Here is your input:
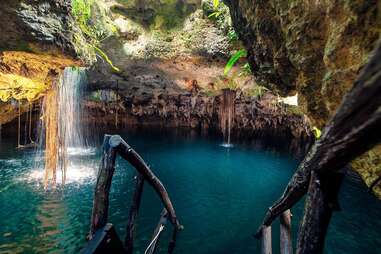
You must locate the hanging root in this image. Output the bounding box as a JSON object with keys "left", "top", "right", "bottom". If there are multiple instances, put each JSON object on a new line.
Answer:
{"left": 43, "top": 86, "right": 59, "bottom": 188}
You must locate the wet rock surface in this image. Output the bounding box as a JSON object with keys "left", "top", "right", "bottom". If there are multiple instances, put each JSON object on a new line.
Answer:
{"left": 0, "top": 0, "right": 79, "bottom": 54}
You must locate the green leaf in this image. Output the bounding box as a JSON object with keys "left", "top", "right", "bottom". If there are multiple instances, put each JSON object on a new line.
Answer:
{"left": 224, "top": 49, "right": 247, "bottom": 76}
{"left": 208, "top": 11, "right": 221, "bottom": 18}
{"left": 312, "top": 126, "right": 322, "bottom": 139}
{"left": 213, "top": 0, "right": 220, "bottom": 8}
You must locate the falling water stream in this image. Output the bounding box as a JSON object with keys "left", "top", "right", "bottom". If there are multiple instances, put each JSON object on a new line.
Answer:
{"left": 41, "top": 67, "right": 87, "bottom": 186}
{"left": 220, "top": 89, "right": 236, "bottom": 148}
{"left": 59, "top": 67, "right": 87, "bottom": 149}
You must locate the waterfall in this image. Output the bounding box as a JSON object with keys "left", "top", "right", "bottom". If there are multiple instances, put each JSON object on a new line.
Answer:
{"left": 59, "top": 67, "right": 86, "bottom": 148}
{"left": 219, "top": 89, "right": 236, "bottom": 147}
{"left": 42, "top": 67, "right": 87, "bottom": 187}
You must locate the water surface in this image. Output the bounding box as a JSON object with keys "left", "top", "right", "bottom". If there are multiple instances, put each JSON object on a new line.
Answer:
{"left": 0, "top": 128, "right": 380, "bottom": 253}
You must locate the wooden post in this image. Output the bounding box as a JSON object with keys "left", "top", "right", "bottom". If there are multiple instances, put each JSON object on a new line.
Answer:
{"left": 82, "top": 223, "right": 125, "bottom": 254}
{"left": 108, "top": 135, "right": 181, "bottom": 229}
{"left": 89, "top": 134, "right": 181, "bottom": 239}
{"left": 89, "top": 135, "right": 118, "bottom": 237}
{"left": 280, "top": 210, "right": 292, "bottom": 254}
{"left": 168, "top": 227, "right": 178, "bottom": 254}
{"left": 261, "top": 225, "right": 272, "bottom": 254}
{"left": 125, "top": 174, "right": 145, "bottom": 253}
{"left": 296, "top": 170, "right": 345, "bottom": 254}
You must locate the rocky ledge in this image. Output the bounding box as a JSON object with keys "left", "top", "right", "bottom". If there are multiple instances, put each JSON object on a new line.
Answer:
{"left": 83, "top": 79, "right": 313, "bottom": 155}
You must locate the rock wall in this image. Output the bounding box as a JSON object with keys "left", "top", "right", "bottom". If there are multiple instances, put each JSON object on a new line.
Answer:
{"left": 0, "top": 0, "right": 80, "bottom": 54}
{"left": 224, "top": 0, "right": 381, "bottom": 197}
{"left": 0, "top": 0, "right": 88, "bottom": 125}
{"left": 225, "top": 0, "right": 381, "bottom": 127}
{"left": 83, "top": 83, "right": 313, "bottom": 154}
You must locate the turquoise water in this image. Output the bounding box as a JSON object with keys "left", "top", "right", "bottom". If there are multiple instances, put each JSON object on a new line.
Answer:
{"left": 0, "top": 128, "right": 380, "bottom": 253}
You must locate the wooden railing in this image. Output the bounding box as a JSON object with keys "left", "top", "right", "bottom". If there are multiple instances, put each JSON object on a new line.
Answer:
{"left": 259, "top": 210, "right": 292, "bottom": 254}
{"left": 82, "top": 135, "right": 182, "bottom": 254}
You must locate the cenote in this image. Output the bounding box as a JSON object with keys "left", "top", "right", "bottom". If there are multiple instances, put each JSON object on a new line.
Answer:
{"left": 1, "top": 0, "right": 381, "bottom": 253}
{"left": 0, "top": 128, "right": 380, "bottom": 254}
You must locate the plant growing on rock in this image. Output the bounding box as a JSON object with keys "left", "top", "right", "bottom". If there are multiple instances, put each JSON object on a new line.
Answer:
{"left": 224, "top": 49, "right": 247, "bottom": 76}
{"left": 202, "top": 0, "right": 232, "bottom": 32}
{"left": 72, "top": 0, "right": 120, "bottom": 72}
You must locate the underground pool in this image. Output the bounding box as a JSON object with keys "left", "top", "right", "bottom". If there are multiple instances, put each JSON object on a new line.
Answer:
{"left": 0, "top": 128, "right": 380, "bottom": 254}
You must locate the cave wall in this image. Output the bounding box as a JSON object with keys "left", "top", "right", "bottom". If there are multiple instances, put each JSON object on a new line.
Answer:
{"left": 0, "top": 0, "right": 79, "bottom": 54}
{"left": 83, "top": 87, "right": 312, "bottom": 154}
{"left": 225, "top": 0, "right": 381, "bottom": 127}
{"left": 224, "top": 0, "right": 381, "bottom": 197}
{"left": 0, "top": 0, "right": 88, "bottom": 125}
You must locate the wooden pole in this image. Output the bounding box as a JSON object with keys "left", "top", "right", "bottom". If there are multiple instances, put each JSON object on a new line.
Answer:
{"left": 261, "top": 225, "right": 272, "bottom": 254}
{"left": 125, "top": 174, "right": 145, "bottom": 253}
{"left": 89, "top": 134, "right": 182, "bottom": 239}
{"left": 108, "top": 135, "right": 181, "bottom": 229}
{"left": 168, "top": 227, "right": 178, "bottom": 254}
{"left": 280, "top": 210, "right": 292, "bottom": 254}
{"left": 295, "top": 170, "right": 345, "bottom": 254}
{"left": 89, "top": 135, "right": 118, "bottom": 237}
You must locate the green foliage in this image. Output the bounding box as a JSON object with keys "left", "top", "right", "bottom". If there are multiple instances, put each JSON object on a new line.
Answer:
{"left": 239, "top": 62, "right": 252, "bottom": 76}
{"left": 244, "top": 85, "right": 268, "bottom": 98}
{"left": 213, "top": 0, "right": 220, "bottom": 8}
{"left": 93, "top": 46, "right": 120, "bottom": 72}
{"left": 204, "top": 0, "right": 226, "bottom": 25}
{"left": 224, "top": 49, "right": 247, "bottom": 76}
{"left": 285, "top": 105, "right": 304, "bottom": 116}
{"left": 207, "top": 0, "right": 221, "bottom": 18}
{"left": 89, "top": 90, "right": 102, "bottom": 102}
{"left": 72, "top": 0, "right": 120, "bottom": 71}
{"left": 227, "top": 29, "right": 239, "bottom": 42}
{"left": 312, "top": 126, "right": 322, "bottom": 139}
{"left": 72, "top": 0, "right": 94, "bottom": 38}
{"left": 208, "top": 11, "right": 223, "bottom": 19}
